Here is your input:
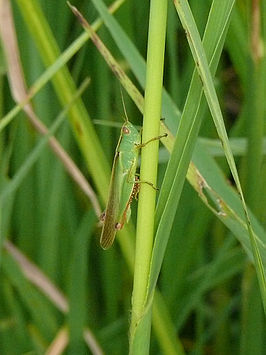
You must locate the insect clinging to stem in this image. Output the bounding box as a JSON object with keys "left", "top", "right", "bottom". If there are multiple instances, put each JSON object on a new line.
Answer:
{"left": 99, "top": 94, "right": 167, "bottom": 250}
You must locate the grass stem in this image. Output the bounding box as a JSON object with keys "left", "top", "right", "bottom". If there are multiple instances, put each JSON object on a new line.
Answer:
{"left": 129, "top": 0, "right": 168, "bottom": 352}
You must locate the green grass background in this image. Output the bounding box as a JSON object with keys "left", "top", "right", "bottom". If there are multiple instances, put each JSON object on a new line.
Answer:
{"left": 0, "top": 0, "right": 266, "bottom": 354}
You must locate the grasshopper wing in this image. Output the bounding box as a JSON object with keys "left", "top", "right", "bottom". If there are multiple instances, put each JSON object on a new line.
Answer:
{"left": 100, "top": 152, "right": 122, "bottom": 249}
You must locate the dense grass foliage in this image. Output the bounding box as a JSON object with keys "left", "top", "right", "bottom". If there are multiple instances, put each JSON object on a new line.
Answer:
{"left": 0, "top": 0, "right": 265, "bottom": 354}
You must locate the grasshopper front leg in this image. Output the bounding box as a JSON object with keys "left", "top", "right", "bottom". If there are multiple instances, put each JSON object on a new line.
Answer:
{"left": 136, "top": 133, "right": 168, "bottom": 149}
{"left": 134, "top": 133, "right": 167, "bottom": 189}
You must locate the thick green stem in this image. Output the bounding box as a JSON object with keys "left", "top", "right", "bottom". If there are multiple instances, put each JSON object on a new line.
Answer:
{"left": 129, "top": 0, "right": 168, "bottom": 352}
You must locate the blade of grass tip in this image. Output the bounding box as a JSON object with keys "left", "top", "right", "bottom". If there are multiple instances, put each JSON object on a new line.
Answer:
{"left": 173, "top": 0, "right": 266, "bottom": 313}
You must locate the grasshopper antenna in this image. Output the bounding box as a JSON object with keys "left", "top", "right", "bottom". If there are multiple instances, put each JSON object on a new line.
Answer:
{"left": 120, "top": 87, "right": 129, "bottom": 123}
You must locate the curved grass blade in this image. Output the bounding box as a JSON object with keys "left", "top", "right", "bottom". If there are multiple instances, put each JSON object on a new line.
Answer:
{"left": 173, "top": 0, "right": 266, "bottom": 313}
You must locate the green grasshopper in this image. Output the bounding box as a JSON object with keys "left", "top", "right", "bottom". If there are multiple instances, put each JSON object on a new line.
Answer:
{"left": 100, "top": 114, "right": 166, "bottom": 250}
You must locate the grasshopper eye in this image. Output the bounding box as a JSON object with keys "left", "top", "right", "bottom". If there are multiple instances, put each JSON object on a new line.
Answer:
{"left": 123, "top": 126, "right": 130, "bottom": 134}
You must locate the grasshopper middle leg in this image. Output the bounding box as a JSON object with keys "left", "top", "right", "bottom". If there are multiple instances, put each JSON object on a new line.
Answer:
{"left": 134, "top": 175, "right": 159, "bottom": 191}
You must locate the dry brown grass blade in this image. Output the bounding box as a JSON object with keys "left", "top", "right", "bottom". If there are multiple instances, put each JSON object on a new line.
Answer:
{"left": 4, "top": 241, "right": 104, "bottom": 354}
{"left": 45, "top": 328, "right": 69, "bottom": 355}
{"left": 0, "top": 0, "right": 101, "bottom": 217}
{"left": 4, "top": 240, "right": 69, "bottom": 312}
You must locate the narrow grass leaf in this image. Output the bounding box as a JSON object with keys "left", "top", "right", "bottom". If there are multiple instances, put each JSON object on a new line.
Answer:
{"left": 147, "top": 0, "right": 236, "bottom": 300}
{"left": 173, "top": 0, "right": 266, "bottom": 313}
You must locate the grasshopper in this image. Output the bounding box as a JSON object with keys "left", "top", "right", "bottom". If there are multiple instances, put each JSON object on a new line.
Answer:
{"left": 100, "top": 112, "right": 166, "bottom": 250}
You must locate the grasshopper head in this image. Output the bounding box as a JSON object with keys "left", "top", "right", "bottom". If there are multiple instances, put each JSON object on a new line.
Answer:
{"left": 121, "top": 121, "right": 140, "bottom": 144}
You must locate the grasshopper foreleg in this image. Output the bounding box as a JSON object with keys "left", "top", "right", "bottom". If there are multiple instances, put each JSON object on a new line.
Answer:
{"left": 136, "top": 133, "right": 168, "bottom": 149}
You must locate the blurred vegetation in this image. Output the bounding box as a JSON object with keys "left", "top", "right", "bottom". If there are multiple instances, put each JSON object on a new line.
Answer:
{"left": 0, "top": 0, "right": 265, "bottom": 354}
